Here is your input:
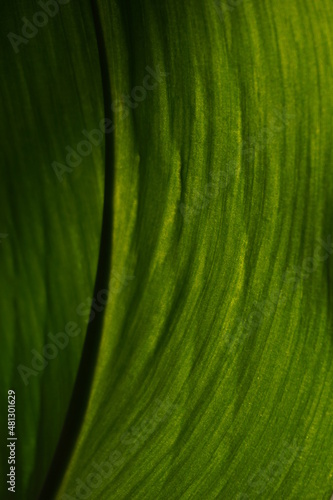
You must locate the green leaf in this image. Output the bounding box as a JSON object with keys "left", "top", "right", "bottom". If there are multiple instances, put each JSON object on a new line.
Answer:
{"left": 0, "top": 1, "right": 105, "bottom": 497}
{"left": 1, "top": 0, "right": 333, "bottom": 499}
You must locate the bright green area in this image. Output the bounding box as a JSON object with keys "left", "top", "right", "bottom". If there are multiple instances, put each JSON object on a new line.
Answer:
{"left": 1, "top": 0, "right": 333, "bottom": 499}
